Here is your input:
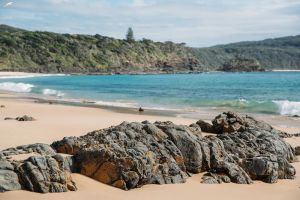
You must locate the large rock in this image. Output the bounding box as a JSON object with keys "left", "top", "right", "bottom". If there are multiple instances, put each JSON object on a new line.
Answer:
{"left": 57, "top": 121, "right": 189, "bottom": 190}
{"left": 0, "top": 144, "right": 77, "bottom": 193}
{"left": 0, "top": 111, "right": 296, "bottom": 193}
{"left": 0, "top": 159, "right": 21, "bottom": 192}
{"left": 210, "top": 112, "right": 296, "bottom": 183}
{"left": 15, "top": 155, "right": 77, "bottom": 193}
{"left": 52, "top": 113, "right": 295, "bottom": 189}
{"left": 212, "top": 111, "right": 291, "bottom": 137}
{"left": 241, "top": 155, "right": 295, "bottom": 183}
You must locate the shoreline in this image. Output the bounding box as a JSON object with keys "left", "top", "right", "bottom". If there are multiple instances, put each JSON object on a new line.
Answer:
{"left": 2, "top": 92, "right": 300, "bottom": 129}
{"left": 271, "top": 69, "right": 300, "bottom": 72}
{"left": 1, "top": 71, "right": 300, "bottom": 128}
{"left": 1, "top": 70, "right": 300, "bottom": 78}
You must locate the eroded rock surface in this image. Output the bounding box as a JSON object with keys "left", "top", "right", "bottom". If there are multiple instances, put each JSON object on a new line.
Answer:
{"left": 0, "top": 159, "right": 21, "bottom": 192}
{"left": 16, "top": 155, "right": 76, "bottom": 193}
{"left": 295, "top": 146, "right": 300, "bottom": 156}
{"left": 0, "top": 144, "right": 77, "bottom": 193}
{"left": 51, "top": 112, "right": 295, "bottom": 189}
{"left": 0, "top": 112, "right": 297, "bottom": 193}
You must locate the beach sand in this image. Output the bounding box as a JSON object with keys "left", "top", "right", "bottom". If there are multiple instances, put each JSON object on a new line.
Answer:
{"left": 0, "top": 93, "right": 299, "bottom": 200}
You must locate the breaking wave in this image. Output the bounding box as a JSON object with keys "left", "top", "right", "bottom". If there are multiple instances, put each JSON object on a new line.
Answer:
{"left": 0, "top": 74, "right": 69, "bottom": 79}
{"left": 42, "top": 89, "right": 65, "bottom": 97}
{"left": 95, "top": 100, "right": 139, "bottom": 108}
{"left": 0, "top": 82, "right": 34, "bottom": 93}
{"left": 273, "top": 100, "right": 300, "bottom": 116}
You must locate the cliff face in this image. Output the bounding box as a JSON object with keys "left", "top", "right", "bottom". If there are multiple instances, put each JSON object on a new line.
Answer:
{"left": 0, "top": 25, "right": 300, "bottom": 73}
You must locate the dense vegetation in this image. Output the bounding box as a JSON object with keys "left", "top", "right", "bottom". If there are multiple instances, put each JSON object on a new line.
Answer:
{"left": 218, "top": 58, "right": 264, "bottom": 72}
{"left": 193, "top": 35, "right": 300, "bottom": 71}
{"left": 0, "top": 24, "right": 299, "bottom": 73}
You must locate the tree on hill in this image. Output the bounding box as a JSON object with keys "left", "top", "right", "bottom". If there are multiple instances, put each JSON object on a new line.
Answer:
{"left": 126, "top": 27, "right": 135, "bottom": 42}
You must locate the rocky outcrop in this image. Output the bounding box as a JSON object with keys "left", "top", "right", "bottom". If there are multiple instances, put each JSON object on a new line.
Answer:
{"left": 195, "top": 120, "right": 216, "bottom": 133}
{"left": 1, "top": 143, "right": 56, "bottom": 157}
{"left": 201, "top": 112, "right": 295, "bottom": 183}
{"left": 0, "top": 144, "right": 77, "bottom": 193}
{"left": 0, "top": 112, "right": 297, "bottom": 193}
{"left": 295, "top": 146, "right": 300, "bottom": 156}
{"left": 0, "top": 159, "right": 21, "bottom": 192}
{"left": 16, "top": 155, "right": 76, "bottom": 193}
{"left": 51, "top": 112, "right": 296, "bottom": 189}
{"left": 4, "top": 115, "right": 35, "bottom": 122}
{"left": 218, "top": 58, "right": 265, "bottom": 72}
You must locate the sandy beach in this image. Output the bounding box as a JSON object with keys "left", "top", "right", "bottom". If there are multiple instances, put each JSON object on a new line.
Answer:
{"left": 1, "top": 0, "right": 300, "bottom": 197}
{"left": 0, "top": 92, "right": 299, "bottom": 200}
{"left": 271, "top": 70, "right": 300, "bottom": 72}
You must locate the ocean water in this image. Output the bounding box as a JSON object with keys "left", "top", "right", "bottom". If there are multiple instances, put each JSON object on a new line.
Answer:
{"left": 0, "top": 72, "right": 300, "bottom": 116}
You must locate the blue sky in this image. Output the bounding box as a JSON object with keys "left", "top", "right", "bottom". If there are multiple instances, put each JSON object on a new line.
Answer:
{"left": 0, "top": 0, "right": 299, "bottom": 47}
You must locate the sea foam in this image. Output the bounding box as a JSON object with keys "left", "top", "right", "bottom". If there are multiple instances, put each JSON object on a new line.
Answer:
{"left": 273, "top": 100, "right": 300, "bottom": 116}
{"left": 0, "top": 74, "right": 68, "bottom": 79}
{"left": 0, "top": 82, "right": 34, "bottom": 93}
{"left": 95, "top": 100, "right": 138, "bottom": 108}
{"left": 42, "top": 89, "right": 64, "bottom": 97}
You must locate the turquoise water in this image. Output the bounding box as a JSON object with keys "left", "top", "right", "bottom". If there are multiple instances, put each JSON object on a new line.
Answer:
{"left": 0, "top": 72, "right": 300, "bottom": 116}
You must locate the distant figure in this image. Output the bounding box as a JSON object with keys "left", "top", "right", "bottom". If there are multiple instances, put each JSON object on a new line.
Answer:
{"left": 139, "top": 107, "right": 144, "bottom": 112}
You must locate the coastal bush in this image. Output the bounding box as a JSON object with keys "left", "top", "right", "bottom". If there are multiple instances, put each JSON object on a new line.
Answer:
{"left": 0, "top": 25, "right": 300, "bottom": 73}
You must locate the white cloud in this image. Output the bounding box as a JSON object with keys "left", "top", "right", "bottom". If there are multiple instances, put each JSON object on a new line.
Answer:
{"left": 48, "top": 0, "right": 71, "bottom": 4}
{"left": 0, "top": 0, "right": 299, "bottom": 47}
{"left": 3, "top": 1, "right": 13, "bottom": 7}
{"left": 132, "top": 0, "right": 146, "bottom": 7}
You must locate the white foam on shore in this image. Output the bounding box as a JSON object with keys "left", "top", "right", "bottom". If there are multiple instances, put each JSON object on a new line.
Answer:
{"left": 0, "top": 74, "right": 69, "bottom": 79}
{"left": 0, "top": 82, "right": 34, "bottom": 93}
{"left": 273, "top": 100, "right": 300, "bottom": 116}
{"left": 42, "top": 89, "right": 65, "bottom": 97}
{"left": 95, "top": 100, "right": 139, "bottom": 108}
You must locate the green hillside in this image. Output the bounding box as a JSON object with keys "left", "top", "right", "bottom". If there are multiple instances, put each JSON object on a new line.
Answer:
{"left": 0, "top": 24, "right": 299, "bottom": 73}
{"left": 193, "top": 35, "right": 300, "bottom": 70}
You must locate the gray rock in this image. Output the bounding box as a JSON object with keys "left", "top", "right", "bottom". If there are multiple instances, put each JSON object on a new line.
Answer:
{"left": 69, "top": 121, "right": 188, "bottom": 190}
{"left": 0, "top": 169, "right": 21, "bottom": 192}
{"left": 212, "top": 112, "right": 296, "bottom": 183}
{"left": 53, "top": 113, "right": 292, "bottom": 189}
{"left": 51, "top": 137, "right": 82, "bottom": 155}
{"left": 1, "top": 143, "right": 56, "bottom": 156}
{"left": 196, "top": 120, "right": 216, "bottom": 133}
{"left": 155, "top": 122, "right": 203, "bottom": 173}
{"left": 295, "top": 146, "right": 300, "bottom": 156}
{"left": 0, "top": 111, "right": 296, "bottom": 193}
{"left": 0, "top": 159, "right": 14, "bottom": 170}
{"left": 293, "top": 133, "right": 300, "bottom": 137}
{"left": 16, "top": 115, "right": 35, "bottom": 121}
{"left": 0, "top": 158, "right": 22, "bottom": 192}
{"left": 201, "top": 172, "right": 231, "bottom": 184}
{"left": 242, "top": 156, "right": 280, "bottom": 183}
{"left": 212, "top": 111, "right": 291, "bottom": 137}
{"left": 4, "top": 115, "right": 35, "bottom": 121}
{"left": 15, "top": 155, "right": 77, "bottom": 193}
